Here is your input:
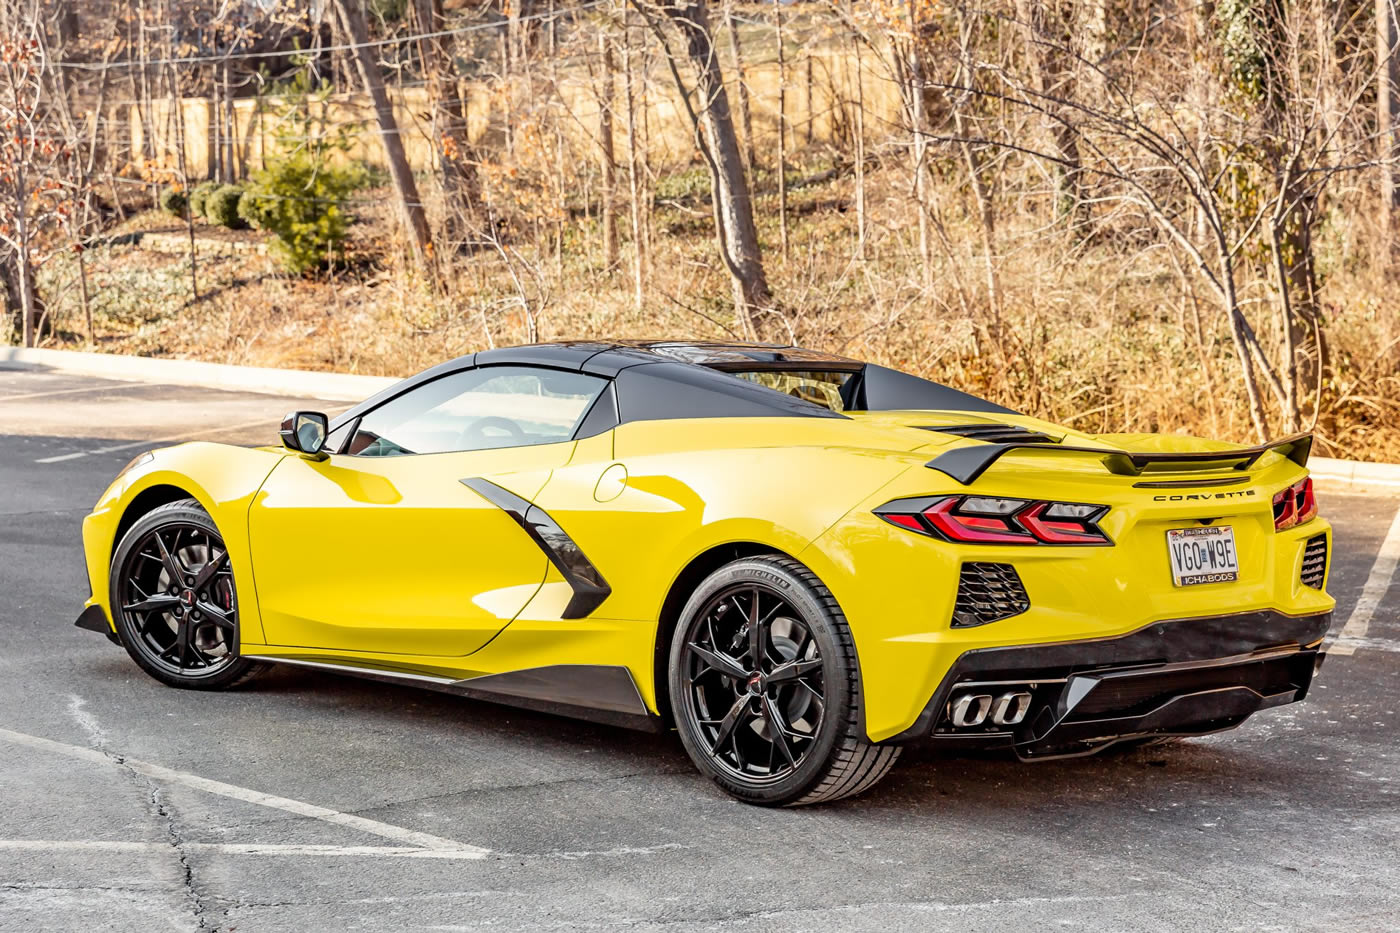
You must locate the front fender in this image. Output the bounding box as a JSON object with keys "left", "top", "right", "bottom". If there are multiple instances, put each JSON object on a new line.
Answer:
{"left": 81, "top": 443, "right": 288, "bottom": 645}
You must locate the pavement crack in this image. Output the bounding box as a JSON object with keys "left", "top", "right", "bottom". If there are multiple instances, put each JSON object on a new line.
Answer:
{"left": 150, "top": 783, "right": 211, "bottom": 931}
{"left": 65, "top": 694, "right": 215, "bottom": 932}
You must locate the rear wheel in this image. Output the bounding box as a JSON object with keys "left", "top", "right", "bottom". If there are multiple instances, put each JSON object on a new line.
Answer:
{"left": 110, "top": 499, "right": 266, "bottom": 690}
{"left": 668, "top": 555, "right": 899, "bottom": 806}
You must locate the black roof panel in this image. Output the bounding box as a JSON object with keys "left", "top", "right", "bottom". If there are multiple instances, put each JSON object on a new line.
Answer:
{"left": 329, "top": 340, "right": 1012, "bottom": 433}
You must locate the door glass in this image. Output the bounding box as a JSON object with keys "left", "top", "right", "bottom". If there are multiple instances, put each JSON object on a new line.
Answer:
{"left": 346, "top": 366, "right": 607, "bottom": 457}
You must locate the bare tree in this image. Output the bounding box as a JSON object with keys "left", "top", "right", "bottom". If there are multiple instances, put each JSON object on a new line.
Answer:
{"left": 597, "top": 31, "right": 620, "bottom": 271}
{"left": 632, "top": 0, "right": 772, "bottom": 338}
{"left": 931, "top": 0, "right": 1381, "bottom": 438}
{"left": 1378, "top": 0, "right": 1400, "bottom": 256}
{"left": 722, "top": 0, "right": 754, "bottom": 173}
{"left": 413, "top": 0, "right": 480, "bottom": 251}
{"left": 333, "top": 0, "right": 432, "bottom": 268}
{"left": 0, "top": 25, "right": 76, "bottom": 345}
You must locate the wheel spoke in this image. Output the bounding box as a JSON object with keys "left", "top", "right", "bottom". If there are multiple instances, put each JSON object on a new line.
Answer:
{"left": 768, "top": 658, "right": 822, "bottom": 685}
{"left": 747, "top": 588, "right": 765, "bottom": 667}
{"left": 709, "top": 696, "right": 750, "bottom": 754}
{"left": 153, "top": 531, "right": 186, "bottom": 584}
{"left": 762, "top": 694, "right": 797, "bottom": 768}
{"left": 173, "top": 619, "right": 192, "bottom": 668}
{"left": 123, "top": 594, "right": 180, "bottom": 613}
{"left": 191, "top": 549, "right": 229, "bottom": 592}
{"left": 689, "top": 643, "right": 748, "bottom": 681}
{"left": 194, "top": 600, "right": 235, "bottom": 633}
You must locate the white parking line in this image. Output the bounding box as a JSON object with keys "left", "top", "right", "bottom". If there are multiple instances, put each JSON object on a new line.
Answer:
{"left": 0, "top": 727, "right": 489, "bottom": 858}
{"left": 1330, "top": 503, "right": 1400, "bottom": 656}
{"left": 0, "top": 383, "right": 174, "bottom": 403}
{"left": 0, "top": 840, "right": 486, "bottom": 859}
{"left": 32, "top": 416, "right": 282, "bottom": 464}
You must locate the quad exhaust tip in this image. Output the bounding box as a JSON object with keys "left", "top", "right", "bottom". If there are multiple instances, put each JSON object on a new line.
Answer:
{"left": 950, "top": 690, "right": 1033, "bottom": 727}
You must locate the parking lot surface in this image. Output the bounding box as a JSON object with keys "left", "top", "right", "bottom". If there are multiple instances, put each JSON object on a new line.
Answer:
{"left": 1, "top": 368, "right": 1397, "bottom": 932}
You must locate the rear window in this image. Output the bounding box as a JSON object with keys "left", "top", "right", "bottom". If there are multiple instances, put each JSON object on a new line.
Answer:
{"left": 730, "top": 370, "right": 857, "bottom": 412}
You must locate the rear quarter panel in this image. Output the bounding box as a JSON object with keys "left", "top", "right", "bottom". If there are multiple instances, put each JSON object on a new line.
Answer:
{"left": 511, "top": 419, "right": 925, "bottom": 713}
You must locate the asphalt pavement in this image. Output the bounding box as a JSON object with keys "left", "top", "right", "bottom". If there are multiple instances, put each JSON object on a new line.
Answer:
{"left": 1, "top": 368, "right": 1398, "bottom": 932}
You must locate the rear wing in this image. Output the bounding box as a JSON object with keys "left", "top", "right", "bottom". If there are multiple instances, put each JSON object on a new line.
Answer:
{"left": 925, "top": 433, "right": 1313, "bottom": 485}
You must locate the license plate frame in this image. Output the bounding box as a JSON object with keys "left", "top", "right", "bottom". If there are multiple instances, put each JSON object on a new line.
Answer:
{"left": 1166, "top": 525, "right": 1239, "bottom": 586}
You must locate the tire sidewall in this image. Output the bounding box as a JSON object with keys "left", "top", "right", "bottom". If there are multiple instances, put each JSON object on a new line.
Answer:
{"left": 109, "top": 500, "right": 255, "bottom": 690}
{"left": 668, "top": 557, "right": 854, "bottom": 805}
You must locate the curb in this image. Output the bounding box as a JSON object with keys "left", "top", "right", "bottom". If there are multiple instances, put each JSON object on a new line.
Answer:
{"left": 1309, "top": 456, "right": 1400, "bottom": 494}
{"left": 0, "top": 347, "right": 398, "bottom": 403}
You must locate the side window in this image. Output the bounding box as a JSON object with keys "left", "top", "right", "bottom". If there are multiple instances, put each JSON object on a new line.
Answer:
{"left": 345, "top": 366, "right": 608, "bottom": 457}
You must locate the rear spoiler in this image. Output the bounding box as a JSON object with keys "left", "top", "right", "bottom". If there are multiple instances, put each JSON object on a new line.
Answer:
{"left": 925, "top": 433, "right": 1313, "bottom": 485}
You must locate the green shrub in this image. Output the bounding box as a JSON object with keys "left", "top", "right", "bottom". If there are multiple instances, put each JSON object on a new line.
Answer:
{"left": 207, "top": 185, "right": 246, "bottom": 229}
{"left": 187, "top": 181, "right": 220, "bottom": 219}
{"left": 158, "top": 186, "right": 187, "bottom": 218}
{"left": 240, "top": 159, "right": 367, "bottom": 274}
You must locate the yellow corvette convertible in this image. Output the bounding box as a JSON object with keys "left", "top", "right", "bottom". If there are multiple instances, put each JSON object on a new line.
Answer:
{"left": 75, "top": 341, "right": 1334, "bottom": 805}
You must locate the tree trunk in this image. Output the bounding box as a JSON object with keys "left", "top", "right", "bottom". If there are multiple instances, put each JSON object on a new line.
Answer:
{"left": 650, "top": 0, "right": 773, "bottom": 337}
{"left": 624, "top": 12, "right": 647, "bottom": 310}
{"left": 909, "top": 42, "right": 931, "bottom": 286}
{"left": 599, "top": 33, "right": 619, "bottom": 271}
{"left": 1378, "top": 0, "right": 1399, "bottom": 261}
{"left": 335, "top": 0, "right": 433, "bottom": 267}
{"left": 852, "top": 20, "right": 866, "bottom": 260}
{"left": 222, "top": 56, "right": 236, "bottom": 180}
{"left": 413, "top": 0, "right": 480, "bottom": 249}
{"left": 954, "top": 10, "right": 1000, "bottom": 323}
{"left": 1016, "top": 0, "right": 1085, "bottom": 226}
{"left": 163, "top": 53, "right": 199, "bottom": 301}
{"left": 775, "top": 6, "right": 788, "bottom": 259}
{"left": 723, "top": 0, "right": 756, "bottom": 173}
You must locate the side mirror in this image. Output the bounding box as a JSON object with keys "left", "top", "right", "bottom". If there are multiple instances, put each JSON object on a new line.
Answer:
{"left": 279, "top": 411, "right": 330, "bottom": 460}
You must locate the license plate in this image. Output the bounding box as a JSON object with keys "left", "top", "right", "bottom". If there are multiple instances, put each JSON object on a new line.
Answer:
{"left": 1166, "top": 526, "right": 1239, "bottom": 586}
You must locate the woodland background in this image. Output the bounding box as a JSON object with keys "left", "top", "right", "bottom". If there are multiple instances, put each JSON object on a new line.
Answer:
{"left": 6, "top": 0, "right": 1400, "bottom": 459}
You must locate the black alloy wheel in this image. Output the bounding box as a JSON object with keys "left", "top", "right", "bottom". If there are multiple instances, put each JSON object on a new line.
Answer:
{"left": 669, "top": 555, "right": 900, "bottom": 806}
{"left": 110, "top": 499, "right": 266, "bottom": 690}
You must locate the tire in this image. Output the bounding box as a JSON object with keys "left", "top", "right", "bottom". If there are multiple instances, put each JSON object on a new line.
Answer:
{"left": 109, "top": 498, "right": 267, "bottom": 690}
{"left": 668, "top": 555, "right": 900, "bottom": 806}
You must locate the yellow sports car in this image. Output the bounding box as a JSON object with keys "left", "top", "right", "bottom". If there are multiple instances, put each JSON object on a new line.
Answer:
{"left": 75, "top": 341, "right": 1334, "bottom": 805}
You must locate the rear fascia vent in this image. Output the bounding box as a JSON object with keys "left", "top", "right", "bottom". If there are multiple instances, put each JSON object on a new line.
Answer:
{"left": 952, "top": 562, "right": 1030, "bottom": 627}
{"left": 1300, "top": 534, "right": 1327, "bottom": 589}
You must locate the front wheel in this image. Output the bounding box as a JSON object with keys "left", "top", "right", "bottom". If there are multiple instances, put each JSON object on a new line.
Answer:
{"left": 110, "top": 498, "right": 267, "bottom": 690}
{"left": 668, "top": 555, "right": 899, "bottom": 806}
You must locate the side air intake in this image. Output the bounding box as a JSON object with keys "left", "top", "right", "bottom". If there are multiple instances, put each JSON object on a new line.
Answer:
{"left": 920, "top": 423, "right": 1060, "bottom": 445}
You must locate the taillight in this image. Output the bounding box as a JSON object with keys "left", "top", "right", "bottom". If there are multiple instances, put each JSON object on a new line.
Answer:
{"left": 1274, "top": 477, "right": 1317, "bottom": 531}
{"left": 876, "top": 496, "right": 1111, "bottom": 546}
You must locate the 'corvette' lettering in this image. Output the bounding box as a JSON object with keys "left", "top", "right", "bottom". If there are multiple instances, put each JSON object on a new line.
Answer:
{"left": 1152, "top": 490, "right": 1257, "bottom": 502}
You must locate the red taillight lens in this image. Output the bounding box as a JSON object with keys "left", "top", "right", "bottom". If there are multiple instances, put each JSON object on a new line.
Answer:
{"left": 1018, "top": 502, "right": 1112, "bottom": 544}
{"left": 1275, "top": 477, "right": 1316, "bottom": 531}
{"left": 923, "top": 497, "right": 1037, "bottom": 544}
{"left": 877, "top": 496, "right": 1111, "bottom": 545}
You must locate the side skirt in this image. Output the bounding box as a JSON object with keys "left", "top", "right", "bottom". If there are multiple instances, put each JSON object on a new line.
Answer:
{"left": 242, "top": 656, "right": 663, "bottom": 732}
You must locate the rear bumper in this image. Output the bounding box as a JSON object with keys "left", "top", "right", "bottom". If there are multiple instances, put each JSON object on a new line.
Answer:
{"left": 885, "top": 609, "right": 1331, "bottom": 756}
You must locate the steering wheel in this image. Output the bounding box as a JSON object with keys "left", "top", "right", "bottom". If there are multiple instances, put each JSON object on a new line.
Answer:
{"left": 461, "top": 416, "right": 526, "bottom": 448}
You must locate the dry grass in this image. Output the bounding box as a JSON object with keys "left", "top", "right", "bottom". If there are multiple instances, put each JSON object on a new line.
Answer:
{"left": 34, "top": 160, "right": 1400, "bottom": 462}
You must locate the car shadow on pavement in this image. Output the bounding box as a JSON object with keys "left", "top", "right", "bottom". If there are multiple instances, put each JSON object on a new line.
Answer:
{"left": 219, "top": 662, "right": 1320, "bottom": 814}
